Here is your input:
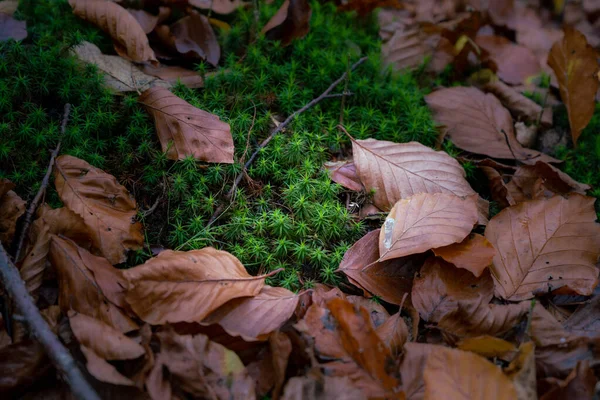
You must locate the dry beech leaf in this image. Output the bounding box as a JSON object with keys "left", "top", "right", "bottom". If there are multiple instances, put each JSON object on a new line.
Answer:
{"left": 202, "top": 285, "right": 299, "bottom": 341}
{"left": 0, "top": 0, "right": 19, "bottom": 16}
{"left": 351, "top": 138, "right": 477, "bottom": 211}
{"left": 0, "top": 12, "right": 27, "bottom": 42}
{"left": 165, "top": 11, "right": 220, "bottom": 66}
{"left": 36, "top": 205, "right": 93, "bottom": 250}
{"left": 323, "top": 160, "right": 364, "bottom": 192}
{"left": 294, "top": 303, "right": 345, "bottom": 360}
{"left": 485, "top": 194, "right": 600, "bottom": 301}
{"left": 281, "top": 375, "right": 367, "bottom": 400}
{"left": 411, "top": 257, "right": 494, "bottom": 323}
{"left": 425, "top": 87, "right": 560, "bottom": 163}
{"left": 510, "top": 161, "right": 591, "bottom": 200}
{"left": 68, "top": 0, "right": 156, "bottom": 64}
{"left": 423, "top": 346, "right": 518, "bottom": 400}
{"left": 399, "top": 342, "right": 438, "bottom": 400}
{"left": 141, "top": 64, "right": 205, "bottom": 89}
{"left": 49, "top": 236, "right": 137, "bottom": 333}
{"left": 483, "top": 80, "right": 552, "bottom": 127}
{"left": 548, "top": 27, "right": 599, "bottom": 145}
{"left": 69, "top": 313, "right": 144, "bottom": 386}
{"left": 262, "top": 0, "right": 311, "bottom": 47}
{"left": 138, "top": 87, "right": 234, "bottom": 163}
{"left": 475, "top": 35, "right": 541, "bottom": 85}
{"left": 18, "top": 217, "right": 50, "bottom": 300}
{"left": 375, "top": 311, "right": 408, "bottom": 356}
{"left": 346, "top": 295, "right": 390, "bottom": 329}
{"left": 337, "top": 229, "right": 426, "bottom": 305}
{"left": 0, "top": 340, "right": 49, "bottom": 395}
{"left": 149, "top": 327, "right": 255, "bottom": 399}
{"left": 478, "top": 165, "right": 516, "bottom": 208}
{"left": 563, "top": 295, "right": 600, "bottom": 338}
{"left": 247, "top": 331, "right": 291, "bottom": 398}
{"left": 432, "top": 233, "right": 496, "bottom": 278}
{"left": 0, "top": 179, "right": 25, "bottom": 245}
{"left": 382, "top": 25, "right": 436, "bottom": 72}
{"left": 539, "top": 360, "right": 596, "bottom": 400}
{"left": 54, "top": 155, "right": 143, "bottom": 265}
{"left": 379, "top": 193, "right": 478, "bottom": 261}
{"left": 189, "top": 0, "right": 248, "bottom": 14}
{"left": 504, "top": 342, "right": 537, "bottom": 400}
{"left": 72, "top": 41, "right": 169, "bottom": 93}
{"left": 124, "top": 248, "right": 271, "bottom": 324}
{"left": 457, "top": 336, "right": 517, "bottom": 359}
{"left": 127, "top": 7, "right": 170, "bottom": 34}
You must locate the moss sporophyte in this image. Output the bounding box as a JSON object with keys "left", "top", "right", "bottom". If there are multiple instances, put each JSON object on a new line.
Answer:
{"left": 3, "top": 0, "right": 600, "bottom": 290}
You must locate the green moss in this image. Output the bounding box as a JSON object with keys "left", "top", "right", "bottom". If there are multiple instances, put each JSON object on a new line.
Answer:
{"left": 3, "top": 0, "right": 439, "bottom": 288}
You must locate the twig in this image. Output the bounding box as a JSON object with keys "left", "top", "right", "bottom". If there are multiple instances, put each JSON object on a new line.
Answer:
{"left": 500, "top": 128, "right": 519, "bottom": 163}
{"left": 12, "top": 104, "right": 71, "bottom": 263}
{"left": 207, "top": 57, "right": 368, "bottom": 226}
{"left": 0, "top": 242, "right": 100, "bottom": 400}
{"left": 339, "top": 59, "right": 351, "bottom": 125}
{"left": 140, "top": 195, "right": 162, "bottom": 219}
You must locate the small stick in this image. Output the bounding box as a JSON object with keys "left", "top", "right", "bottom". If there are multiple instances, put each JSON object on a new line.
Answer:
{"left": 207, "top": 57, "right": 368, "bottom": 225}
{"left": 12, "top": 104, "right": 71, "bottom": 263}
{"left": 0, "top": 242, "right": 100, "bottom": 400}
{"left": 339, "top": 59, "right": 351, "bottom": 125}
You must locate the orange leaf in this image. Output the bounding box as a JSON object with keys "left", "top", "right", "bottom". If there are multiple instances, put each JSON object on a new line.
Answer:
{"left": 485, "top": 194, "right": 600, "bottom": 300}
{"left": 457, "top": 336, "right": 517, "bottom": 359}
{"left": 379, "top": 193, "right": 478, "bottom": 261}
{"left": 423, "top": 346, "right": 517, "bottom": 399}
{"left": 432, "top": 233, "right": 496, "bottom": 277}
{"left": 68, "top": 0, "right": 156, "bottom": 64}
{"left": 548, "top": 27, "right": 599, "bottom": 145}
{"left": 53, "top": 155, "right": 143, "bottom": 265}
{"left": 124, "top": 248, "right": 271, "bottom": 324}
{"left": 425, "top": 87, "right": 560, "bottom": 163}
{"left": 138, "top": 87, "right": 234, "bottom": 163}
{"left": 262, "top": 0, "right": 311, "bottom": 47}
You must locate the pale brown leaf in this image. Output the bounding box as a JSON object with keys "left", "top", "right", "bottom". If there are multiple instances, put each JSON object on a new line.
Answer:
{"left": 475, "top": 35, "right": 541, "bottom": 85}
{"left": 68, "top": 0, "right": 156, "bottom": 64}
{"left": 400, "top": 342, "right": 438, "bottom": 400}
{"left": 425, "top": 87, "right": 560, "bottom": 163}
{"left": 0, "top": 0, "right": 19, "bottom": 16}
{"left": 484, "top": 80, "right": 552, "bottom": 127}
{"left": 281, "top": 375, "right": 367, "bottom": 400}
{"left": 511, "top": 161, "right": 591, "bottom": 201}
{"left": 548, "top": 27, "right": 599, "bottom": 145}
{"left": 138, "top": 86, "right": 234, "bottom": 162}
{"left": 412, "top": 257, "right": 494, "bottom": 323}
{"left": 0, "top": 179, "right": 25, "bottom": 245}
{"left": 127, "top": 7, "right": 169, "bottom": 34}
{"left": 49, "top": 236, "right": 137, "bottom": 333}
{"left": 485, "top": 194, "right": 600, "bottom": 301}
{"left": 262, "top": 0, "right": 311, "bottom": 47}
{"left": 563, "top": 295, "right": 600, "bottom": 338}
{"left": 36, "top": 204, "right": 93, "bottom": 250}
{"left": 124, "top": 248, "right": 269, "bottom": 324}
{"left": 382, "top": 26, "right": 436, "bottom": 72}
{"left": 189, "top": 0, "right": 249, "bottom": 14}
{"left": 423, "top": 346, "right": 518, "bottom": 399}
{"left": 163, "top": 11, "right": 220, "bottom": 66}
{"left": 80, "top": 346, "right": 134, "bottom": 386}
{"left": 351, "top": 138, "right": 477, "bottom": 211}
{"left": 54, "top": 155, "right": 143, "bottom": 265}
{"left": 379, "top": 193, "right": 478, "bottom": 261}
{"left": 432, "top": 233, "right": 496, "bottom": 277}
{"left": 203, "top": 285, "right": 299, "bottom": 341}
{"left": 504, "top": 342, "right": 537, "bottom": 400}
{"left": 345, "top": 295, "right": 390, "bottom": 329}
{"left": 375, "top": 311, "right": 408, "bottom": 356}
{"left": 18, "top": 217, "right": 50, "bottom": 300}
{"left": 324, "top": 160, "right": 364, "bottom": 192}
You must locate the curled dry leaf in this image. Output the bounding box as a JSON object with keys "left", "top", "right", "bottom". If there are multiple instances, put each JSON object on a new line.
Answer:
{"left": 475, "top": 35, "right": 541, "bottom": 85}
{"left": 425, "top": 87, "right": 560, "bottom": 163}
{"left": 411, "top": 257, "right": 494, "bottom": 322}
{"left": 203, "top": 285, "right": 299, "bottom": 341}
{"left": 138, "top": 87, "right": 234, "bottom": 163}
{"left": 548, "top": 27, "right": 599, "bottom": 145}
{"left": 457, "top": 336, "right": 517, "bottom": 359}
{"left": 504, "top": 342, "right": 537, "bottom": 400}
{"left": 0, "top": 340, "right": 50, "bottom": 395}
{"left": 149, "top": 327, "right": 255, "bottom": 400}
{"left": 0, "top": 12, "right": 27, "bottom": 42}
{"left": 54, "top": 155, "right": 143, "bottom": 265}
{"left": 539, "top": 360, "right": 597, "bottom": 400}
{"left": 323, "top": 160, "right": 364, "bottom": 192}
{"left": 189, "top": 0, "right": 248, "bottom": 14}
{"left": 247, "top": 332, "right": 291, "bottom": 398}
{"left": 485, "top": 194, "right": 600, "bottom": 301}
{"left": 382, "top": 25, "right": 437, "bottom": 72}
{"left": 351, "top": 138, "right": 477, "bottom": 211}
{"left": 510, "top": 161, "right": 591, "bottom": 201}
{"left": 18, "top": 216, "right": 50, "bottom": 300}
{"left": 281, "top": 375, "right": 367, "bottom": 400}
{"left": 262, "top": 0, "right": 311, "bottom": 47}
{"left": 36, "top": 204, "right": 93, "bottom": 249}
{"left": 49, "top": 235, "right": 137, "bottom": 333}
{"left": 423, "top": 346, "right": 518, "bottom": 400}
{"left": 345, "top": 295, "right": 390, "bottom": 329}
{"left": 68, "top": 0, "right": 157, "bottom": 64}
{"left": 375, "top": 311, "right": 409, "bottom": 356}
{"left": 127, "top": 7, "right": 170, "bottom": 34}
{"left": 0, "top": 178, "right": 25, "bottom": 245}
{"left": 432, "top": 233, "right": 496, "bottom": 278}
{"left": 563, "top": 295, "right": 600, "bottom": 338}
{"left": 379, "top": 193, "right": 478, "bottom": 261}
{"left": 69, "top": 313, "right": 144, "bottom": 386}
{"left": 124, "top": 248, "right": 271, "bottom": 324}
{"left": 399, "top": 342, "right": 439, "bottom": 400}
{"left": 337, "top": 229, "right": 426, "bottom": 305}
{"left": 483, "top": 80, "right": 552, "bottom": 127}
{"left": 161, "top": 11, "right": 220, "bottom": 66}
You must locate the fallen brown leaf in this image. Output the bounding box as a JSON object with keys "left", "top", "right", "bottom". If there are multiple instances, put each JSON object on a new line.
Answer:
{"left": 54, "top": 155, "right": 143, "bottom": 265}
{"left": 432, "top": 233, "right": 496, "bottom": 278}
{"left": 148, "top": 327, "right": 255, "bottom": 399}
{"left": 323, "top": 160, "right": 364, "bottom": 192}
{"left": 425, "top": 87, "right": 560, "bottom": 163}
{"left": 485, "top": 194, "right": 600, "bottom": 301}
{"left": 35, "top": 204, "right": 93, "bottom": 250}
{"left": 202, "top": 285, "right": 299, "bottom": 341}
{"left": 124, "top": 248, "right": 272, "bottom": 324}
{"left": 411, "top": 257, "right": 494, "bottom": 323}
{"left": 379, "top": 193, "right": 478, "bottom": 261}
{"left": 563, "top": 295, "right": 600, "bottom": 338}
{"left": 539, "top": 360, "right": 597, "bottom": 400}
{"left": 548, "top": 27, "right": 599, "bottom": 145}
{"left": 247, "top": 332, "right": 292, "bottom": 399}
{"left": 423, "top": 346, "right": 518, "bottom": 399}
{"left": 68, "top": 0, "right": 157, "bottom": 64}
{"left": 0, "top": 0, "right": 18, "bottom": 16}
{"left": 0, "top": 340, "right": 50, "bottom": 395}
{"left": 18, "top": 216, "right": 50, "bottom": 300}
{"left": 382, "top": 25, "right": 437, "bottom": 72}
{"left": 375, "top": 311, "right": 409, "bottom": 356}
{"left": 337, "top": 229, "right": 426, "bottom": 305}
{"left": 399, "top": 342, "right": 437, "bottom": 400}
{"left": 262, "top": 0, "right": 311, "bottom": 47}
{"left": 504, "top": 342, "right": 537, "bottom": 400}
{"left": 138, "top": 87, "right": 234, "bottom": 163}
{"left": 0, "top": 12, "right": 26, "bottom": 42}
{"left": 483, "top": 80, "right": 552, "bottom": 127}
{"left": 281, "top": 375, "right": 367, "bottom": 400}
{"left": 351, "top": 138, "right": 477, "bottom": 211}
{"left": 165, "top": 11, "right": 220, "bottom": 66}
{"left": 141, "top": 64, "right": 205, "bottom": 89}
{"left": 346, "top": 295, "right": 390, "bottom": 329}
{"left": 457, "top": 335, "right": 517, "bottom": 359}
{"left": 189, "top": 0, "right": 249, "bottom": 14}
{"left": 510, "top": 161, "right": 591, "bottom": 201}
{"left": 49, "top": 235, "right": 138, "bottom": 333}
{"left": 127, "top": 7, "right": 170, "bottom": 34}
{"left": 475, "top": 35, "right": 541, "bottom": 85}
{"left": 0, "top": 178, "right": 25, "bottom": 245}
